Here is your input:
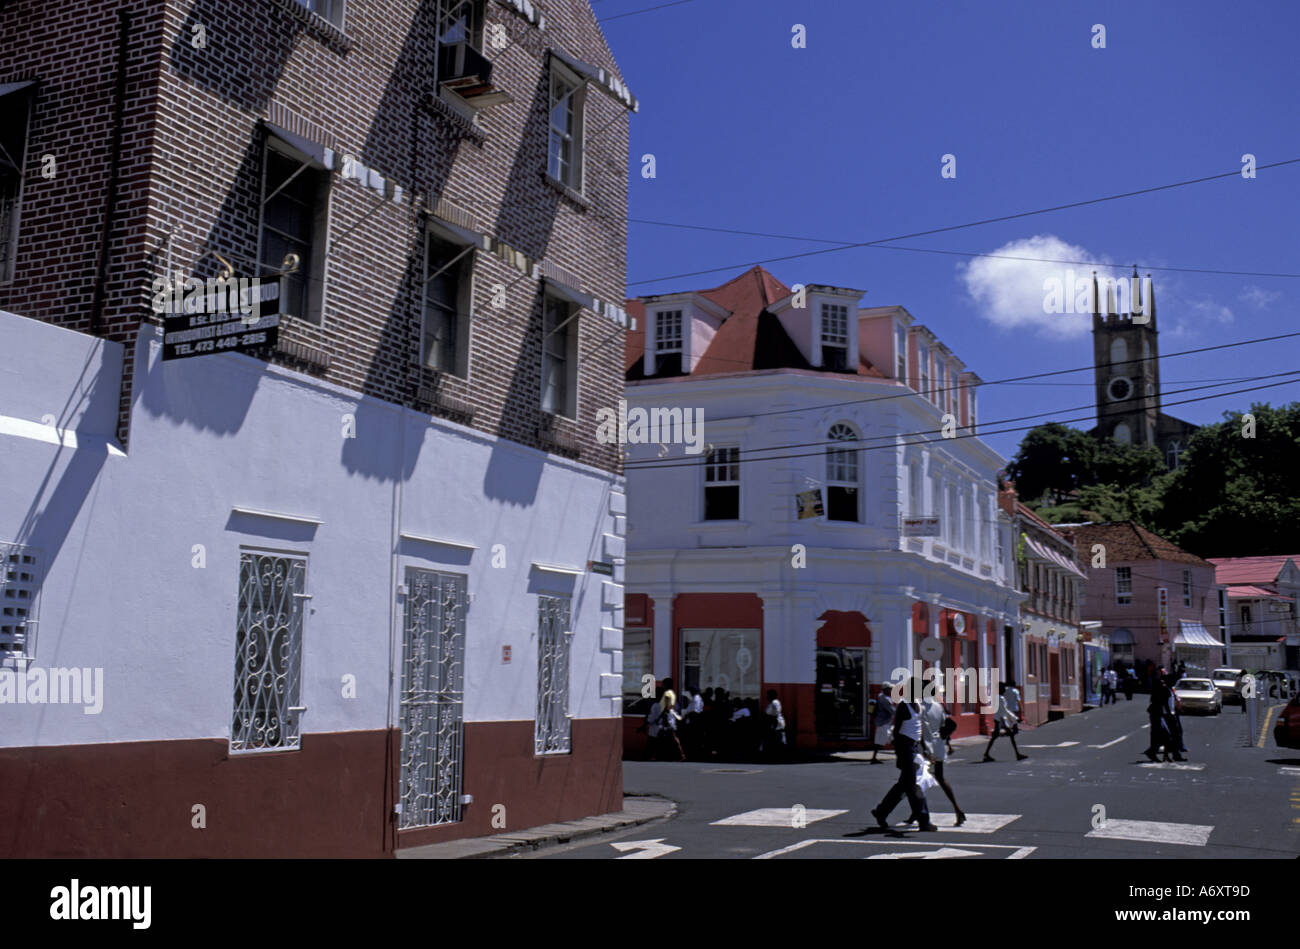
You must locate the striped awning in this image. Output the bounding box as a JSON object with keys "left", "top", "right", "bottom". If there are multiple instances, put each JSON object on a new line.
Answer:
{"left": 1023, "top": 534, "right": 1087, "bottom": 578}
{"left": 1173, "top": 620, "right": 1225, "bottom": 648}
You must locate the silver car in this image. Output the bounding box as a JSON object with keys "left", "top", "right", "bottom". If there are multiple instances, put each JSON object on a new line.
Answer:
{"left": 1174, "top": 678, "right": 1222, "bottom": 715}
{"left": 1210, "top": 667, "right": 1247, "bottom": 704}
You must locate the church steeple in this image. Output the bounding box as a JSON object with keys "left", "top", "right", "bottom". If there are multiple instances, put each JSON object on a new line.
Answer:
{"left": 1092, "top": 269, "right": 1161, "bottom": 449}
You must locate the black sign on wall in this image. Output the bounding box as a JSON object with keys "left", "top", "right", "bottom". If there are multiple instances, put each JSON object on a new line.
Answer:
{"left": 161, "top": 277, "right": 281, "bottom": 361}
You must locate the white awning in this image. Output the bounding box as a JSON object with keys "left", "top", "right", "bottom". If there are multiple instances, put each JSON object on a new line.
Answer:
{"left": 1174, "top": 620, "right": 1225, "bottom": 648}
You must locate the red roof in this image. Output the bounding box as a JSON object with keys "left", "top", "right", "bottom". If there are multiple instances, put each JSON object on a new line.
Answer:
{"left": 625, "top": 266, "right": 885, "bottom": 379}
{"left": 1207, "top": 555, "right": 1300, "bottom": 585}
{"left": 1071, "top": 522, "right": 1211, "bottom": 567}
{"left": 1225, "top": 584, "right": 1294, "bottom": 600}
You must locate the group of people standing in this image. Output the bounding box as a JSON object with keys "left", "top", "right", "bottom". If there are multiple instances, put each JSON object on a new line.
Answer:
{"left": 642, "top": 678, "right": 788, "bottom": 761}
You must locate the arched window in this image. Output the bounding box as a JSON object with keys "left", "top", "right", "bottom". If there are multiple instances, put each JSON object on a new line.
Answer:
{"left": 1166, "top": 440, "right": 1182, "bottom": 468}
{"left": 826, "top": 424, "right": 859, "bottom": 522}
{"left": 1112, "top": 422, "right": 1131, "bottom": 444}
{"left": 1110, "top": 336, "right": 1127, "bottom": 367}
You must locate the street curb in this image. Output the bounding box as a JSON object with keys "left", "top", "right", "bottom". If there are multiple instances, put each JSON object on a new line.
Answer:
{"left": 395, "top": 794, "right": 678, "bottom": 859}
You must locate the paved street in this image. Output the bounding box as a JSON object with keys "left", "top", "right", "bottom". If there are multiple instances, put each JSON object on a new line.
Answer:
{"left": 533, "top": 700, "right": 1300, "bottom": 859}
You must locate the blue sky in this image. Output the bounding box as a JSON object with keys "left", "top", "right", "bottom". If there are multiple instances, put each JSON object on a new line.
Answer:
{"left": 598, "top": 0, "right": 1300, "bottom": 461}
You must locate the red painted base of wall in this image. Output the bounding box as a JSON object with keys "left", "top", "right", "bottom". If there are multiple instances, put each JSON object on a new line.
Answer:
{"left": 0, "top": 718, "right": 621, "bottom": 858}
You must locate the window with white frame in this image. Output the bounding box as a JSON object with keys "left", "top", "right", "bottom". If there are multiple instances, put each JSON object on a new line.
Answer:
{"left": 704, "top": 446, "right": 740, "bottom": 520}
{"left": 895, "top": 325, "right": 907, "bottom": 380}
{"left": 422, "top": 229, "right": 473, "bottom": 375}
{"left": 918, "top": 343, "right": 930, "bottom": 399}
{"left": 261, "top": 141, "right": 329, "bottom": 325}
{"left": 820, "top": 303, "right": 849, "bottom": 370}
{"left": 996, "top": 523, "right": 1005, "bottom": 567}
{"left": 948, "top": 483, "right": 961, "bottom": 549}
{"left": 825, "top": 423, "right": 859, "bottom": 521}
{"left": 295, "top": 0, "right": 344, "bottom": 27}
{"left": 930, "top": 474, "right": 942, "bottom": 539}
{"left": 0, "top": 86, "right": 32, "bottom": 284}
{"left": 965, "top": 487, "right": 976, "bottom": 554}
{"left": 232, "top": 551, "right": 307, "bottom": 752}
{"left": 654, "top": 309, "right": 683, "bottom": 375}
{"left": 541, "top": 293, "right": 578, "bottom": 417}
{"left": 1115, "top": 566, "right": 1132, "bottom": 605}
{"left": 548, "top": 64, "right": 584, "bottom": 191}
{"left": 908, "top": 458, "right": 923, "bottom": 516}
{"left": 0, "top": 542, "right": 39, "bottom": 660}
{"left": 1182, "top": 569, "right": 1192, "bottom": 607}
{"left": 536, "top": 594, "right": 572, "bottom": 755}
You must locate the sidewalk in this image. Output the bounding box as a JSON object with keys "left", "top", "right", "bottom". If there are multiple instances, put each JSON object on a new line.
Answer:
{"left": 830, "top": 733, "right": 992, "bottom": 762}
{"left": 395, "top": 794, "right": 676, "bottom": 859}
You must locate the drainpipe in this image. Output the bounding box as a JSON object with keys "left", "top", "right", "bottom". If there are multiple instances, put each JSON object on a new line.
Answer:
{"left": 89, "top": 8, "right": 131, "bottom": 335}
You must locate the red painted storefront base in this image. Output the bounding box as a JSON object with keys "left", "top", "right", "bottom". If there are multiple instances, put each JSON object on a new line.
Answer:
{"left": 0, "top": 718, "right": 621, "bottom": 858}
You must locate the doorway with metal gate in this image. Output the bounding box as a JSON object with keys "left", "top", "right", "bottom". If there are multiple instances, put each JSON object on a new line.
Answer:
{"left": 398, "top": 568, "right": 467, "bottom": 829}
{"left": 816, "top": 646, "right": 868, "bottom": 739}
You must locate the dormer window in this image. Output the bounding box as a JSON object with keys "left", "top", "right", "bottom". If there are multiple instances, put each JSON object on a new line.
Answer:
{"left": 654, "top": 309, "right": 682, "bottom": 375}
{"left": 821, "top": 303, "right": 848, "bottom": 370}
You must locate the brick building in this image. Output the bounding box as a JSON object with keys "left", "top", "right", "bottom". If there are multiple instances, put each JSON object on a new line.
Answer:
{"left": 0, "top": 0, "right": 635, "bottom": 856}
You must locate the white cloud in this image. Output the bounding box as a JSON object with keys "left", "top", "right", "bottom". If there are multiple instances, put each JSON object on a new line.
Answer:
{"left": 958, "top": 235, "right": 1122, "bottom": 339}
{"left": 1239, "top": 285, "right": 1281, "bottom": 309}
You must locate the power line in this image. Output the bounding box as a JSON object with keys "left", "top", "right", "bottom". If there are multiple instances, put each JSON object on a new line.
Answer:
{"left": 628, "top": 369, "right": 1300, "bottom": 462}
{"left": 642, "top": 328, "right": 1300, "bottom": 427}
{"left": 629, "top": 218, "right": 1300, "bottom": 281}
{"left": 626, "top": 156, "right": 1300, "bottom": 287}
{"left": 598, "top": 0, "right": 695, "bottom": 22}
{"left": 623, "top": 373, "right": 1300, "bottom": 471}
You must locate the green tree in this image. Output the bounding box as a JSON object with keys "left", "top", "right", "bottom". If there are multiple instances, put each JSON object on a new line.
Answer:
{"left": 1154, "top": 402, "right": 1300, "bottom": 556}
{"left": 1005, "top": 423, "right": 1097, "bottom": 505}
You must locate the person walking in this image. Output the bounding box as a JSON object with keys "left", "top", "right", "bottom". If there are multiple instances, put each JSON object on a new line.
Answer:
{"left": 1104, "top": 668, "right": 1118, "bottom": 705}
{"left": 763, "top": 689, "right": 787, "bottom": 760}
{"left": 658, "top": 679, "right": 686, "bottom": 762}
{"left": 1122, "top": 667, "right": 1136, "bottom": 701}
{"left": 871, "top": 678, "right": 937, "bottom": 832}
{"left": 983, "top": 682, "right": 1028, "bottom": 762}
{"left": 1144, "top": 672, "right": 1184, "bottom": 762}
{"left": 917, "top": 694, "right": 966, "bottom": 825}
{"left": 869, "top": 686, "right": 894, "bottom": 764}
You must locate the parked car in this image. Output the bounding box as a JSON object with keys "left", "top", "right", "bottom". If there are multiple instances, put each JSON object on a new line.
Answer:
{"left": 1172, "top": 678, "right": 1222, "bottom": 715}
{"left": 1274, "top": 694, "right": 1300, "bottom": 750}
{"left": 1210, "top": 667, "right": 1248, "bottom": 704}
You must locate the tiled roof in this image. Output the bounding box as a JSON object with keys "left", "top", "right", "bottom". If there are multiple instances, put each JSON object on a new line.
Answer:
{"left": 626, "top": 266, "right": 884, "bottom": 379}
{"left": 1071, "top": 522, "right": 1211, "bottom": 567}
{"left": 1207, "top": 555, "right": 1300, "bottom": 585}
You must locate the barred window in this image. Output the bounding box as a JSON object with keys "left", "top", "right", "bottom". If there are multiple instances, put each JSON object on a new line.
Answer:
{"left": 232, "top": 552, "right": 307, "bottom": 752}
{"left": 704, "top": 446, "right": 740, "bottom": 520}
{"left": 536, "top": 595, "right": 573, "bottom": 755}
{"left": 0, "top": 542, "right": 39, "bottom": 660}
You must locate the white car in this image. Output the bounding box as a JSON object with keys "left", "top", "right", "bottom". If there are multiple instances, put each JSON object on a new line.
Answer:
{"left": 1173, "top": 678, "right": 1222, "bottom": 715}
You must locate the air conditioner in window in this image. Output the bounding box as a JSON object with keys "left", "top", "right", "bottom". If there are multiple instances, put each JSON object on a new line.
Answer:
{"left": 438, "top": 42, "right": 512, "bottom": 108}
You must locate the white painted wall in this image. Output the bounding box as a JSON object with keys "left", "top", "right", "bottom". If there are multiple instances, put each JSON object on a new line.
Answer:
{"left": 0, "top": 312, "right": 623, "bottom": 749}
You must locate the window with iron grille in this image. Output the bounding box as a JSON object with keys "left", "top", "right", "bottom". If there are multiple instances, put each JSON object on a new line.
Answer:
{"left": 0, "top": 87, "right": 32, "bottom": 284}
{"left": 260, "top": 143, "right": 329, "bottom": 324}
{"left": 423, "top": 230, "right": 473, "bottom": 375}
{"left": 825, "top": 424, "right": 859, "bottom": 522}
{"left": 1115, "top": 566, "right": 1132, "bottom": 605}
{"left": 548, "top": 65, "right": 584, "bottom": 191}
{"left": 703, "top": 446, "right": 740, "bottom": 520}
{"left": 232, "top": 551, "right": 307, "bottom": 752}
{"left": 0, "top": 542, "right": 39, "bottom": 660}
{"left": 294, "top": 0, "right": 344, "bottom": 27}
{"left": 542, "top": 293, "right": 577, "bottom": 417}
{"left": 536, "top": 595, "right": 573, "bottom": 755}
{"left": 820, "top": 303, "right": 848, "bottom": 370}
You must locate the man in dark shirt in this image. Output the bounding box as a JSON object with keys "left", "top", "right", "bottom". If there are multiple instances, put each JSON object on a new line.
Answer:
{"left": 870, "top": 677, "right": 937, "bottom": 832}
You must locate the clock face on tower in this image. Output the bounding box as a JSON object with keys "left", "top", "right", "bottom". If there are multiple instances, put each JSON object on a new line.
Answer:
{"left": 1108, "top": 377, "right": 1132, "bottom": 402}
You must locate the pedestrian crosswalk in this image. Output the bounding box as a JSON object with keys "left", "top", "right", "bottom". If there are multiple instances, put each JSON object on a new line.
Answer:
{"left": 710, "top": 808, "right": 847, "bottom": 827}
{"left": 1085, "top": 818, "right": 1214, "bottom": 847}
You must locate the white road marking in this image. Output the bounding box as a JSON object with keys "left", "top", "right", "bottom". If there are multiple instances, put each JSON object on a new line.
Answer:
{"left": 867, "top": 847, "right": 983, "bottom": 859}
{"left": 1021, "top": 741, "right": 1080, "bottom": 748}
{"left": 754, "top": 839, "right": 1036, "bottom": 860}
{"left": 921, "top": 812, "right": 1022, "bottom": 834}
{"left": 711, "top": 808, "right": 848, "bottom": 827}
{"left": 1278, "top": 766, "right": 1300, "bottom": 776}
{"left": 1085, "top": 819, "right": 1214, "bottom": 847}
{"left": 1138, "top": 762, "right": 1205, "bottom": 771}
{"left": 610, "top": 838, "right": 681, "bottom": 859}
{"left": 1089, "top": 734, "right": 1131, "bottom": 748}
